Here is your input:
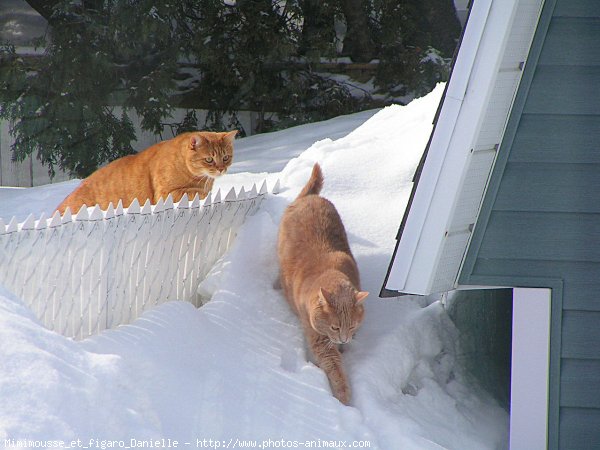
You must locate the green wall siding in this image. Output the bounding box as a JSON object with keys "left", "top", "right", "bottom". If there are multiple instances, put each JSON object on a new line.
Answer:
{"left": 495, "top": 164, "right": 600, "bottom": 213}
{"left": 473, "top": 259, "right": 600, "bottom": 311}
{"left": 560, "top": 409, "right": 600, "bottom": 450}
{"left": 561, "top": 359, "right": 600, "bottom": 408}
{"left": 510, "top": 115, "right": 600, "bottom": 164}
{"left": 554, "top": 1, "right": 600, "bottom": 17}
{"left": 460, "top": 0, "right": 600, "bottom": 448}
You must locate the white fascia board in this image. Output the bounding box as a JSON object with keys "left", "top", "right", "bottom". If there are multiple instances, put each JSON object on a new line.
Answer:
{"left": 384, "top": 0, "right": 493, "bottom": 293}
{"left": 385, "top": 0, "right": 520, "bottom": 295}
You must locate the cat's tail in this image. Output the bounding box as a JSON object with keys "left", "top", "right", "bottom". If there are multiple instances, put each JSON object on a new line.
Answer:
{"left": 297, "top": 163, "right": 324, "bottom": 199}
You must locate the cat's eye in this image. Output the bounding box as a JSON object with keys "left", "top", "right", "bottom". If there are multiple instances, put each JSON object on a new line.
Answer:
{"left": 205, "top": 157, "right": 214, "bottom": 163}
{"left": 331, "top": 325, "right": 340, "bottom": 332}
{"left": 223, "top": 155, "right": 230, "bottom": 162}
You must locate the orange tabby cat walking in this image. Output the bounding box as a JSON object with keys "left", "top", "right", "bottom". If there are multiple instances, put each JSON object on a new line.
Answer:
{"left": 56, "top": 130, "right": 237, "bottom": 214}
{"left": 277, "top": 163, "right": 368, "bottom": 405}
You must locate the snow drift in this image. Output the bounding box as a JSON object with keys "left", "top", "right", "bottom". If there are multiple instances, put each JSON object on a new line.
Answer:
{"left": 0, "top": 84, "right": 508, "bottom": 449}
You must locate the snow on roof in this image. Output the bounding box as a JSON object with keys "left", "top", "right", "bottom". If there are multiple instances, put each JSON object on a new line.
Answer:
{"left": 382, "top": 0, "right": 544, "bottom": 296}
{"left": 0, "top": 92, "right": 509, "bottom": 448}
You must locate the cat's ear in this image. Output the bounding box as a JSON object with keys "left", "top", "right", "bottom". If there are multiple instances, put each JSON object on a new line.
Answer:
{"left": 355, "top": 291, "right": 369, "bottom": 303}
{"left": 319, "top": 287, "right": 332, "bottom": 305}
{"left": 223, "top": 130, "right": 238, "bottom": 144}
{"left": 189, "top": 134, "right": 205, "bottom": 150}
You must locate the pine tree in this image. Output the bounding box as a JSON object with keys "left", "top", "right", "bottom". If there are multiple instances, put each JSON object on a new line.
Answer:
{"left": 298, "top": 0, "right": 337, "bottom": 58}
{"left": 369, "top": 0, "right": 461, "bottom": 98}
{"left": 0, "top": 0, "right": 460, "bottom": 178}
{"left": 180, "top": 0, "right": 364, "bottom": 133}
{"left": 0, "top": 0, "right": 182, "bottom": 177}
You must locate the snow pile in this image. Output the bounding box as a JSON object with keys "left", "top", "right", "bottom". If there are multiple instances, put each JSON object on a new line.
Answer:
{"left": 0, "top": 84, "right": 508, "bottom": 449}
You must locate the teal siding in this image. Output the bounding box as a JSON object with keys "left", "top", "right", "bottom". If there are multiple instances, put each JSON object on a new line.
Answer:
{"left": 561, "top": 359, "right": 600, "bottom": 408}
{"left": 562, "top": 311, "right": 600, "bottom": 359}
{"left": 473, "top": 259, "right": 600, "bottom": 311}
{"left": 460, "top": 0, "right": 600, "bottom": 448}
{"left": 554, "top": 2, "right": 600, "bottom": 17}
{"left": 560, "top": 409, "right": 600, "bottom": 450}
{"left": 525, "top": 66, "right": 600, "bottom": 114}
{"left": 540, "top": 18, "right": 600, "bottom": 65}
{"left": 495, "top": 164, "right": 600, "bottom": 213}
{"left": 479, "top": 212, "right": 600, "bottom": 261}
{"left": 510, "top": 115, "right": 600, "bottom": 164}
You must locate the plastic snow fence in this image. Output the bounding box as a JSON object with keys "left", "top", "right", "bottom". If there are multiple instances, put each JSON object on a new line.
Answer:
{"left": 0, "top": 181, "right": 278, "bottom": 339}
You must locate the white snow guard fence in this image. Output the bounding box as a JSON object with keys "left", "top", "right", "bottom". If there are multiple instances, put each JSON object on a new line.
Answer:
{"left": 0, "top": 181, "right": 278, "bottom": 339}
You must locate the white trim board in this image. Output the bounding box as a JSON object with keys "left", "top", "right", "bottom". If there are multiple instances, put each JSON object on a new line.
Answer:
{"left": 510, "top": 288, "right": 551, "bottom": 450}
{"left": 384, "top": 0, "right": 544, "bottom": 295}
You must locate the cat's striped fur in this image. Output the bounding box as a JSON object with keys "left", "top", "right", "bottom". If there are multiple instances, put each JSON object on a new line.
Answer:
{"left": 277, "top": 163, "right": 368, "bottom": 404}
{"left": 56, "top": 130, "right": 236, "bottom": 214}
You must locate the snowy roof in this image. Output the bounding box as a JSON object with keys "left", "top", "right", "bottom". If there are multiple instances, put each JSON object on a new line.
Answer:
{"left": 0, "top": 98, "right": 509, "bottom": 448}
{"left": 382, "top": 0, "right": 544, "bottom": 296}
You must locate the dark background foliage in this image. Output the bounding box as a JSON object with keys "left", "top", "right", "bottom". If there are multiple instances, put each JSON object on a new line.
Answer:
{"left": 0, "top": 0, "right": 460, "bottom": 177}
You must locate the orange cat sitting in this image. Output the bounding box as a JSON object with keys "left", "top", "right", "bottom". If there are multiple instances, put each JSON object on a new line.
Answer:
{"left": 56, "top": 130, "right": 237, "bottom": 214}
{"left": 277, "top": 163, "right": 369, "bottom": 405}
